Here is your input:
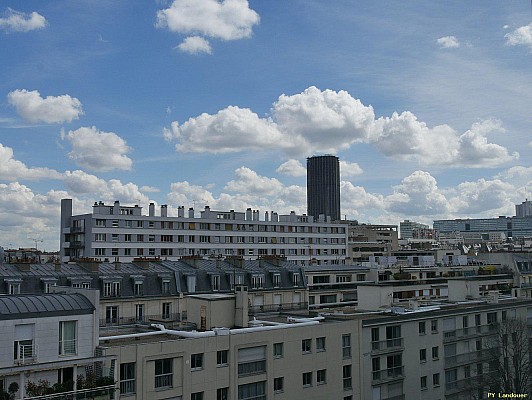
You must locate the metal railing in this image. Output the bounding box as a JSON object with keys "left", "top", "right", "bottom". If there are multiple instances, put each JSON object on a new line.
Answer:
{"left": 443, "top": 323, "right": 498, "bottom": 342}
{"left": 248, "top": 302, "right": 308, "bottom": 314}
{"left": 99, "top": 312, "right": 180, "bottom": 327}
{"left": 444, "top": 348, "right": 495, "bottom": 369}
{"left": 371, "top": 338, "right": 404, "bottom": 353}
{"left": 15, "top": 343, "right": 37, "bottom": 364}
{"left": 24, "top": 384, "right": 115, "bottom": 400}
{"left": 372, "top": 366, "right": 404, "bottom": 384}
{"left": 154, "top": 373, "right": 172, "bottom": 389}
{"left": 238, "top": 360, "right": 266, "bottom": 377}
{"left": 120, "top": 379, "right": 135, "bottom": 395}
{"left": 59, "top": 339, "right": 77, "bottom": 355}
{"left": 445, "top": 375, "right": 484, "bottom": 395}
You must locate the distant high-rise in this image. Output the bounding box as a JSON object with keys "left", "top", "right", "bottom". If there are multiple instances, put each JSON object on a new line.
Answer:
{"left": 307, "top": 155, "right": 340, "bottom": 221}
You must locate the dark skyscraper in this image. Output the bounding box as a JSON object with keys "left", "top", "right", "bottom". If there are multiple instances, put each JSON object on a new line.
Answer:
{"left": 307, "top": 155, "right": 340, "bottom": 221}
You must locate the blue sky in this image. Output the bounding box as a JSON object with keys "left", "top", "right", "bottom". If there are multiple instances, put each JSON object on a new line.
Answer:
{"left": 0, "top": 0, "right": 531, "bottom": 250}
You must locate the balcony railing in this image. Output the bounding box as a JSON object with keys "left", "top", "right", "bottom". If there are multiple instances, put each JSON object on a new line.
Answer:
{"left": 100, "top": 312, "right": 180, "bottom": 327}
{"left": 238, "top": 360, "right": 266, "bottom": 377}
{"left": 443, "top": 323, "right": 498, "bottom": 342}
{"left": 445, "top": 375, "right": 484, "bottom": 395}
{"left": 154, "top": 373, "right": 172, "bottom": 389}
{"left": 59, "top": 339, "right": 77, "bottom": 355}
{"left": 120, "top": 379, "right": 135, "bottom": 395}
{"left": 372, "top": 366, "right": 404, "bottom": 384}
{"left": 24, "top": 384, "right": 115, "bottom": 400}
{"left": 15, "top": 343, "right": 38, "bottom": 364}
{"left": 248, "top": 302, "right": 308, "bottom": 314}
{"left": 444, "top": 348, "right": 495, "bottom": 369}
{"left": 371, "top": 338, "right": 404, "bottom": 354}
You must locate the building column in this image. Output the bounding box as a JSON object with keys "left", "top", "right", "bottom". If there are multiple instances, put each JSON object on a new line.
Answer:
{"left": 18, "top": 372, "right": 25, "bottom": 400}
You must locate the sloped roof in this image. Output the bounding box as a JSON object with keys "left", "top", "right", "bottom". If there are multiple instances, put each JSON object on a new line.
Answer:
{"left": 0, "top": 293, "right": 94, "bottom": 320}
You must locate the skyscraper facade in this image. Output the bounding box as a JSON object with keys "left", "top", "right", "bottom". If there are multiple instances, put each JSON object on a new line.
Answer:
{"left": 307, "top": 155, "right": 341, "bottom": 221}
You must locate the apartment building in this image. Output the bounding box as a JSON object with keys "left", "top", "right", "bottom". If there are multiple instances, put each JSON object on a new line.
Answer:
{"left": 60, "top": 199, "right": 347, "bottom": 265}
{"left": 0, "top": 290, "right": 116, "bottom": 400}
{"left": 344, "top": 222, "right": 398, "bottom": 263}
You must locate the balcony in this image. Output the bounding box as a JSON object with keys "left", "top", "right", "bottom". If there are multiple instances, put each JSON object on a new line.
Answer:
{"left": 445, "top": 375, "right": 484, "bottom": 395}
{"left": 25, "top": 385, "right": 115, "bottom": 400}
{"left": 372, "top": 366, "right": 404, "bottom": 384}
{"left": 444, "top": 348, "right": 495, "bottom": 369}
{"left": 371, "top": 338, "right": 404, "bottom": 354}
{"left": 100, "top": 312, "right": 180, "bottom": 327}
{"left": 70, "top": 240, "right": 84, "bottom": 248}
{"left": 248, "top": 302, "right": 308, "bottom": 314}
{"left": 443, "top": 323, "right": 498, "bottom": 342}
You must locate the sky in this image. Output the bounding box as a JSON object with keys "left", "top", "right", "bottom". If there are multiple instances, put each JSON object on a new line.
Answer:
{"left": 0, "top": 0, "right": 531, "bottom": 251}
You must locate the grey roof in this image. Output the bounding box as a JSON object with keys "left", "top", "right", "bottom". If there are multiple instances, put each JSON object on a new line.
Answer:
{"left": 0, "top": 293, "right": 95, "bottom": 320}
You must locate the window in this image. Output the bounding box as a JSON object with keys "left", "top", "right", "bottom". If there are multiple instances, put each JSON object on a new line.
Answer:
{"left": 154, "top": 358, "right": 172, "bottom": 389}
{"left": 238, "top": 346, "right": 266, "bottom": 377}
{"left": 386, "top": 325, "right": 401, "bottom": 347}
{"left": 58, "top": 321, "right": 77, "bottom": 355}
{"left": 292, "top": 273, "right": 300, "bottom": 286}
{"left": 112, "top": 220, "right": 119, "bottom": 227}
{"left": 135, "top": 304, "right": 144, "bottom": 322}
{"left": 316, "top": 337, "right": 326, "bottom": 351}
{"left": 371, "top": 357, "right": 380, "bottom": 379}
{"left": 273, "top": 274, "right": 281, "bottom": 287}
{"left": 212, "top": 275, "right": 220, "bottom": 291}
{"left": 191, "top": 392, "right": 203, "bottom": 400}
{"left": 433, "top": 373, "right": 440, "bottom": 386}
{"left": 120, "top": 362, "right": 135, "bottom": 395}
{"left": 342, "top": 334, "right": 351, "bottom": 358}
{"left": 238, "top": 381, "right": 265, "bottom": 400}
{"left": 302, "top": 338, "right": 312, "bottom": 353}
{"left": 273, "top": 342, "right": 283, "bottom": 358}
{"left": 387, "top": 354, "right": 402, "bottom": 377}
{"left": 251, "top": 275, "right": 264, "bottom": 289}
{"left": 149, "top": 235, "right": 155, "bottom": 242}
{"left": 162, "top": 302, "right": 171, "bottom": 319}
{"left": 420, "top": 348, "right": 427, "bottom": 362}
{"left": 419, "top": 321, "right": 426, "bottom": 335}
{"left": 274, "top": 377, "right": 284, "bottom": 392}
{"left": 9, "top": 283, "right": 20, "bottom": 295}
{"left": 317, "top": 369, "right": 326, "bottom": 385}
{"left": 162, "top": 280, "right": 170, "bottom": 294}
{"left": 302, "top": 372, "right": 312, "bottom": 387}
{"left": 105, "top": 306, "right": 119, "bottom": 325}
{"left": 111, "top": 234, "right": 119, "bottom": 242}
{"left": 431, "top": 320, "right": 438, "bottom": 333}
{"left": 137, "top": 234, "right": 144, "bottom": 242}
{"left": 103, "top": 281, "right": 120, "bottom": 297}
{"left": 94, "top": 248, "right": 106, "bottom": 256}
{"left": 191, "top": 353, "right": 203, "bottom": 370}
{"left": 432, "top": 346, "right": 439, "bottom": 360}
{"left": 134, "top": 282, "right": 143, "bottom": 296}
{"left": 421, "top": 376, "right": 427, "bottom": 389}
{"left": 95, "top": 233, "right": 106, "bottom": 241}
{"left": 343, "top": 365, "right": 352, "bottom": 390}
{"left": 217, "top": 388, "right": 228, "bottom": 400}
{"left": 217, "top": 350, "right": 228, "bottom": 366}
{"left": 95, "top": 219, "right": 105, "bottom": 227}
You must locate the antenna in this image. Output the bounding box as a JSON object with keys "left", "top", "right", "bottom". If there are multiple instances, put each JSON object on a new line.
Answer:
{"left": 28, "top": 237, "right": 43, "bottom": 251}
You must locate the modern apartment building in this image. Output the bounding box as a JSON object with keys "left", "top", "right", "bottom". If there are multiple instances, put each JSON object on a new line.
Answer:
{"left": 306, "top": 155, "right": 341, "bottom": 221}
{"left": 400, "top": 220, "right": 433, "bottom": 240}
{"left": 60, "top": 199, "right": 347, "bottom": 265}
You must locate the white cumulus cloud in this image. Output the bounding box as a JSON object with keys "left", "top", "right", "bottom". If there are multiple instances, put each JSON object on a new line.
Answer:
{"left": 276, "top": 159, "right": 306, "bottom": 177}
{"left": 177, "top": 36, "right": 212, "bottom": 54}
{"left": 0, "top": 144, "right": 63, "bottom": 181}
{"left": 340, "top": 160, "right": 363, "bottom": 177}
{"left": 62, "top": 126, "right": 133, "bottom": 172}
{"left": 437, "top": 36, "right": 460, "bottom": 48}
{"left": 7, "top": 89, "right": 83, "bottom": 124}
{"left": 164, "top": 87, "right": 515, "bottom": 168}
{"left": 505, "top": 23, "right": 532, "bottom": 48}
{"left": 156, "top": 0, "right": 259, "bottom": 41}
{"left": 0, "top": 8, "right": 47, "bottom": 33}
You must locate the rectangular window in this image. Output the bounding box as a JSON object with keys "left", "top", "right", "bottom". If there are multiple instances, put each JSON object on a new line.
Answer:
{"left": 124, "top": 248, "right": 131, "bottom": 256}
{"left": 217, "top": 388, "right": 228, "bottom": 400}
{"left": 112, "top": 220, "right": 119, "bottom": 227}
{"left": 238, "top": 381, "right": 265, "bottom": 400}
{"left": 120, "top": 362, "right": 135, "bottom": 395}
{"left": 431, "top": 320, "right": 438, "bottom": 333}
{"left": 134, "top": 282, "right": 143, "bottom": 296}
{"left": 191, "top": 353, "right": 203, "bottom": 370}
{"left": 135, "top": 304, "right": 144, "bottom": 322}
{"left": 274, "top": 377, "right": 284, "bottom": 393}
{"left": 302, "top": 338, "right": 312, "bottom": 353}
{"left": 212, "top": 275, "right": 220, "bottom": 291}
{"left": 148, "top": 235, "right": 155, "bottom": 242}
{"left": 162, "top": 302, "right": 171, "bottom": 319}
{"left": 273, "top": 274, "right": 281, "bottom": 287}
{"left": 432, "top": 346, "right": 439, "bottom": 360}
{"left": 111, "top": 234, "right": 119, "bottom": 241}
{"left": 273, "top": 342, "right": 283, "bottom": 358}
{"left": 59, "top": 321, "right": 77, "bottom": 355}
{"left": 94, "top": 248, "right": 106, "bottom": 256}
{"left": 217, "top": 350, "right": 228, "bottom": 366}
{"left": 343, "top": 365, "right": 352, "bottom": 390}
{"left": 95, "top": 233, "right": 106, "bottom": 241}
{"left": 191, "top": 393, "right": 203, "bottom": 400}
{"left": 317, "top": 369, "right": 326, "bottom": 385}
{"left": 154, "top": 358, "right": 172, "bottom": 389}
{"left": 162, "top": 280, "right": 170, "bottom": 294}
{"left": 420, "top": 348, "right": 427, "bottom": 362}
{"left": 238, "top": 346, "right": 266, "bottom": 377}
{"left": 419, "top": 321, "right": 426, "bottom": 335}
{"left": 316, "top": 337, "right": 326, "bottom": 351}
{"left": 251, "top": 275, "right": 264, "bottom": 289}
{"left": 105, "top": 306, "right": 119, "bottom": 325}
{"left": 302, "top": 372, "right": 312, "bottom": 387}
{"left": 421, "top": 376, "right": 427, "bottom": 389}
{"left": 433, "top": 373, "right": 440, "bottom": 386}
{"left": 342, "top": 334, "right": 351, "bottom": 358}
{"left": 95, "top": 219, "right": 105, "bottom": 227}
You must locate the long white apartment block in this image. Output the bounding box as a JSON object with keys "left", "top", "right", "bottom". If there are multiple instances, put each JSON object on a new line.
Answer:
{"left": 60, "top": 199, "right": 348, "bottom": 265}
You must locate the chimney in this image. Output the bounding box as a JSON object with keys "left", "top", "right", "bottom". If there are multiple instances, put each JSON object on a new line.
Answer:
{"left": 235, "top": 285, "right": 249, "bottom": 328}
{"left": 113, "top": 200, "right": 120, "bottom": 215}
{"left": 178, "top": 206, "right": 185, "bottom": 218}
{"left": 265, "top": 211, "right": 269, "bottom": 222}
{"left": 149, "top": 203, "right": 155, "bottom": 217}
{"left": 54, "top": 260, "right": 62, "bottom": 272}
{"left": 246, "top": 208, "right": 252, "bottom": 221}
{"left": 161, "top": 205, "right": 168, "bottom": 217}
{"left": 188, "top": 207, "right": 195, "bottom": 218}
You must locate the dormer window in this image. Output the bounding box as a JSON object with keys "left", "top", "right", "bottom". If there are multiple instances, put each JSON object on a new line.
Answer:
{"left": 134, "top": 282, "right": 143, "bottom": 296}
{"left": 162, "top": 279, "right": 170, "bottom": 294}
{"left": 9, "top": 283, "right": 20, "bottom": 295}
{"left": 251, "top": 275, "right": 264, "bottom": 289}
{"left": 103, "top": 281, "right": 121, "bottom": 297}
{"left": 292, "top": 273, "right": 300, "bottom": 287}
{"left": 212, "top": 275, "right": 220, "bottom": 291}
{"left": 272, "top": 274, "right": 281, "bottom": 288}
